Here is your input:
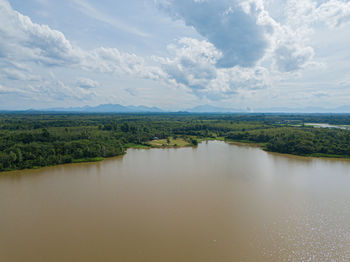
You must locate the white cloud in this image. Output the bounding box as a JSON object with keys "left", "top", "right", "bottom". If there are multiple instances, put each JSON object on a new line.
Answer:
{"left": 316, "top": 0, "right": 350, "bottom": 28}
{"left": 76, "top": 78, "right": 100, "bottom": 89}
{"left": 0, "top": 0, "right": 326, "bottom": 104}
{"left": 0, "top": 84, "right": 30, "bottom": 96}
{"left": 273, "top": 42, "right": 315, "bottom": 72}
{"left": 0, "top": 66, "right": 40, "bottom": 81}
{"left": 1, "top": 0, "right": 349, "bottom": 108}
{"left": 0, "top": 0, "right": 166, "bottom": 104}
{"left": 284, "top": 0, "right": 350, "bottom": 29}
{"left": 301, "top": 0, "right": 350, "bottom": 28}
{"left": 35, "top": 80, "right": 96, "bottom": 101}
{"left": 0, "top": 0, "right": 81, "bottom": 66}
{"left": 338, "top": 78, "right": 350, "bottom": 88}
{"left": 157, "top": 37, "right": 269, "bottom": 100}
{"left": 312, "top": 90, "right": 329, "bottom": 98}
{"left": 0, "top": 0, "right": 162, "bottom": 77}
{"left": 157, "top": 0, "right": 271, "bottom": 68}
{"left": 157, "top": 0, "right": 319, "bottom": 74}
{"left": 83, "top": 47, "right": 166, "bottom": 81}
{"left": 72, "top": 0, "right": 150, "bottom": 37}
{"left": 160, "top": 38, "right": 221, "bottom": 89}
{"left": 0, "top": 79, "right": 96, "bottom": 103}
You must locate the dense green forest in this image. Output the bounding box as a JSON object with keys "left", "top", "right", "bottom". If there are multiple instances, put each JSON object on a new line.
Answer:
{"left": 0, "top": 113, "right": 350, "bottom": 172}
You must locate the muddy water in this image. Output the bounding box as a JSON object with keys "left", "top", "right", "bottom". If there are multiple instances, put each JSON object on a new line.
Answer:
{"left": 1, "top": 141, "right": 350, "bottom": 262}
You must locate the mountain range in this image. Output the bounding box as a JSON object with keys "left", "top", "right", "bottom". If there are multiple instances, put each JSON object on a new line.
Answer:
{"left": 29, "top": 104, "right": 243, "bottom": 113}
{"left": 3, "top": 104, "right": 350, "bottom": 113}
{"left": 44, "top": 104, "right": 164, "bottom": 113}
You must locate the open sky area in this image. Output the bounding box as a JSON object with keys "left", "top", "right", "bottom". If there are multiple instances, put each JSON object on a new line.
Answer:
{"left": 1, "top": 0, "right": 350, "bottom": 110}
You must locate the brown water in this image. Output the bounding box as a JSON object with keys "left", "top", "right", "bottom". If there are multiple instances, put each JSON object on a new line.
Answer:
{"left": 1, "top": 141, "right": 350, "bottom": 262}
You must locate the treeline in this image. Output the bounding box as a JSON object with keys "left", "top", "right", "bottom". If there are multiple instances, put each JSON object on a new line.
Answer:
{"left": 0, "top": 113, "right": 350, "bottom": 171}
{"left": 226, "top": 127, "right": 350, "bottom": 156}
{"left": 0, "top": 118, "right": 173, "bottom": 171}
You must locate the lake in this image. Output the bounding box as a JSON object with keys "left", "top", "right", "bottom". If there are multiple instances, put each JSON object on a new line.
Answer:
{"left": 1, "top": 141, "right": 350, "bottom": 261}
{"left": 305, "top": 123, "right": 350, "bottom": 130}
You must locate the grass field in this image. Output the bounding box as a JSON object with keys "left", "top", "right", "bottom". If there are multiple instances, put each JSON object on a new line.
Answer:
{"left": 125, "top": 143, "right": 151, "bottom": 149}
{"left": 72, "top": 157, "right": 105, "bottom": 163}
{"left": 147, "top": 137, "right": 192, "bottom": 147}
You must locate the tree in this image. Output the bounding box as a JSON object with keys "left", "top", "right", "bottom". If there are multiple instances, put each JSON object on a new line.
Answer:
{"left": 191, "top": 138, "right": 198, "bottom": 146}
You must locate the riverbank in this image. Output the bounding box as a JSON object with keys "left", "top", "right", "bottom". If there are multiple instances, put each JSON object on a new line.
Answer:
{"left": 225, "top": 138, "right": 350, "bottom": 160}
{"left": 2, "top": 137, "right": 350, "bottom": 173}
{"left": 146, "top": 137, "right": 193, "bottom": 148}
{"left": 2, "top": 114, "right": 350, "bottom": 172}
{"left": 137, "top": 136, "right": 350, "bottom": 161}
{"left": 0, "top": 138, "right": 197, "bottom": 173}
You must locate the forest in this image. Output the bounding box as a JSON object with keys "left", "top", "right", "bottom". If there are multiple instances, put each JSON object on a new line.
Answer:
{"left": 0, "top": 113, "right": 350, "bottom": 171}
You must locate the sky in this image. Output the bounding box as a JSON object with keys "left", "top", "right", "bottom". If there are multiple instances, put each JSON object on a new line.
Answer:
{"left": 0, "top": 0, "right": 350, "bottom": 111}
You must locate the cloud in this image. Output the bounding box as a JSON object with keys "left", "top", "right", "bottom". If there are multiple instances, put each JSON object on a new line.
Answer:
{"left": 312, "top": 91, "right": 329, "bottom": 98}
{"left": 316, "top": 0, "right": 350, "bottom": 28}
{"left": 0, "top": 0, "right": 165, "bottom": 103}
{"left": 1, "top": 0, "right": 273, "bottom": 102}
{"left": 160, "top": 38, "right": 221, "bottom": 90}
{"left": 157, "top": 0, "right": 271, "bottom": 68}
{"left": 83, "top": 47, "right": 166, "bottom": 81}
{"left": 72, "top": 0, "right": 149, "bottom": 37}
{"left": 338, "top": 78, "right": 350, "bottom": 88}
{"left": 0, "top": 0, "right": 81, "bottom": 66}
{"left": 200, "top": 66, "right": 269, "bottom": 100}
{"left": 284, "top": 0, "right": 350, "bottom": 29}
{"left": 36, "top": 80, "right": 96, "bottom": 101}
{"left": 0, "top": 84, "right": 30, "bottom": 96}
{"left": 157, "top": 37, "right": 269, "bottom": 100}
{"left": 125, "top": 87, "right": 138, "bottom": 96}
{"left": 157, "top": 0, "right": 319, "bottom": 75}
{"left": 0, "top": 80, "right": 96, "bottom": 102}
{"left": 0, "top": 0, "right": 95, "bottom": 103}
{"left": 1, "top": 0, "right": 346, "bottom": 107}
{"left": 307, "top": 0, "right": 350, "bottom": 28}
{"left": 266, "top": 0, "right": 350, "bottom": 73}
{"left": 273, "top": 42, "right": 315, "bottom": 72}
{"left": 0, "top": 0, "right": 160, "bottom": 77}
{"left": 0, "top": 67, "right": 39, "bottom": 81}
{"left": 0, "top": 1, "right": 98, "bottom": 102}
{"left": 76, "top": 77, "right": 100, "bottom": 89}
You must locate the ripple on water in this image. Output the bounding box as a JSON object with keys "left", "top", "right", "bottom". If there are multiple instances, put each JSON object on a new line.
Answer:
{"left": 258, "top": 200, "right": 350, "bottom": 261}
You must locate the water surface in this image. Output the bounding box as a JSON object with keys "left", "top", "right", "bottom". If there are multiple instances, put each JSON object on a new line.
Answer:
{"left": 305, "top": 123, "right": 350, "bottom": 130}
{"left": 1, "top": 141, "right": 350, "bottom": 261}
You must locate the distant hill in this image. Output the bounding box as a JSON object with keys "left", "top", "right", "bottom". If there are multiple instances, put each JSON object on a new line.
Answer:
{"left": 2, "top": 103, "right": 350, "bottom": 114}
{"left": 186, "top": 105, "right": 243, "bottom": 113}
{"left": 255, "top": 106, "right": 350, "bottom": 113}
{"left": 45, "top": 104, "right": 164, "bottom": 113}
{"left": 25, "top": 104, "right": 244, "bottom": 113}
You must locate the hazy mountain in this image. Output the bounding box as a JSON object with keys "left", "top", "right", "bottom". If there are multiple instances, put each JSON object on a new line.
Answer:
{"left": 3, "top": 104, "right": 350, "bottom": 114}
{"left": 45, "top": 104, "right": 164, "bottom": 113}
{"left": 186, "top": 105, "right": 244, "bottom": 113}
{"left": 255, "top": 106, "right": 350, "bottom": 113}
{"left": 25, "top": 104, "right": 244, "bottom": 113}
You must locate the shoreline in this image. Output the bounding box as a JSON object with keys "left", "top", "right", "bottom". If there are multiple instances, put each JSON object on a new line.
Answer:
{"left": 225, "top": 138, "right": 350, "bottom": 161}
{"left": 2, "top": 138, "right": 350, "bottom": 174}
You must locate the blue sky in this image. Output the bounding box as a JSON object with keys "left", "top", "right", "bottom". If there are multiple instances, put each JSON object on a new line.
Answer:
{"left": 1, "top": 0, "right": 350, "bottom": 110}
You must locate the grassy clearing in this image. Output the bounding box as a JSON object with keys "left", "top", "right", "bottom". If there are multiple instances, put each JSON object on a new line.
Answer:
{"left": 147, "top": 137, "right": 192, "bottom": 148}
{"left": 310, "top": 153, "right": 350, "bottom": 159}
{"left": 225, "top": 138, "right": 266, "bottom": 147}
{"left": 124, "top": 143, "right": 151, "bottom": 149}
{"left": 72, "top": 157, "right": 105, "bottom": 163}
{"left": 198, "top": 136, "right": 225, "bottom": 142}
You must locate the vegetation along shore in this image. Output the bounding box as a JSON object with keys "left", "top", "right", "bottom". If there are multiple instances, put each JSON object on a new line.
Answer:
{"left": 1, "top": 113, "right": 350, "bottom": 172}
